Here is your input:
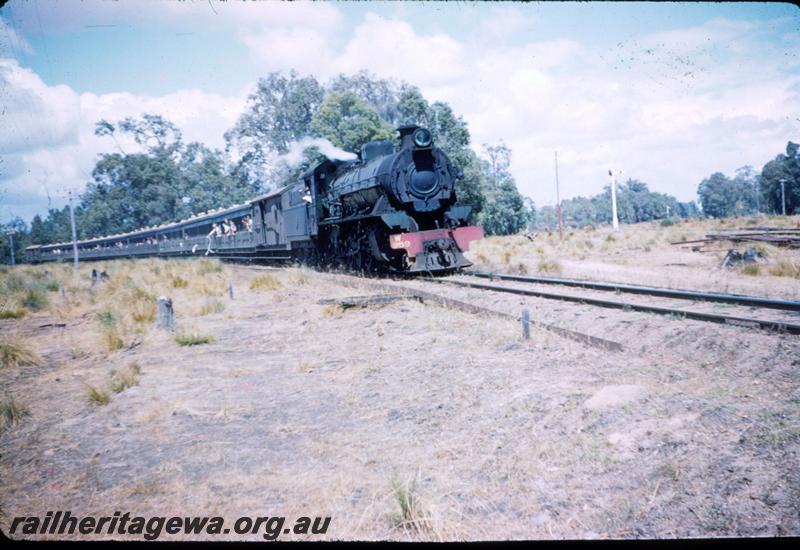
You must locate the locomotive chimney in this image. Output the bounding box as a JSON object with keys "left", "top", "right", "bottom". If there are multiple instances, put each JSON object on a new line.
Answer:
{"left": 397, "top": 125, "right": 420, "bottom": 149}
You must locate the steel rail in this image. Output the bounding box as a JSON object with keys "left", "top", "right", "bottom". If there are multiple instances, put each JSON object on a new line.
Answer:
{"left": 464, "top": 271, "right": 800, "bottom": 312}
{"left": 425, "top": 277, "right": 800, "bottom": 335}
{"left": 325, "top": 274, "right": 623, "bottom": 351}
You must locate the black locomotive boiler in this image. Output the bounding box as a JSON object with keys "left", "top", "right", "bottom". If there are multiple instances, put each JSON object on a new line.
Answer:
{"left": 306, "top": 125, "right": 483, "bottom": 272}
{"left": 26, "top": 125, "right": 484, "bottom": 274}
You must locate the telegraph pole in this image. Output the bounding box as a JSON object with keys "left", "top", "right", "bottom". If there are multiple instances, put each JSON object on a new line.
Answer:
{"left": 609, "top": 169, "right": 619, "bottom": 231}
{"left": 779, "top": 178, "right": 787, "bottom": 216}
{"left": 554, "top": 152, "right": 563, "bottom": 241}
{"left": 68, "top": 191, "right": 79, "bottom": 268}
{"left": 4, "top": 230, "right": 15, "bottom": 266}
{"left": 755, "top": 177, "right": 760, "bottom": 214}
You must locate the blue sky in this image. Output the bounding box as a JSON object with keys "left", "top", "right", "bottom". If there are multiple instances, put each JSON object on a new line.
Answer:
{"left": 1, "top": 0, "right": 799, "bottom": 223}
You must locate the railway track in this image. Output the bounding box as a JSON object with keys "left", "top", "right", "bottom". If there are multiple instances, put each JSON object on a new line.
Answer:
{"left": 464, "top": 271, "right": 800, "bottom": 312}
{"left": 421, "top": 272, "right": 800, "bottom": 335}
{"left": 233, "top": 261, "right": 800, "bottom": 336}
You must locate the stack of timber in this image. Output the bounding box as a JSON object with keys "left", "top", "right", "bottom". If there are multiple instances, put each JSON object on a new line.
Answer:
{"left": 672, "top": 227, "right": 800, "bottom": 250}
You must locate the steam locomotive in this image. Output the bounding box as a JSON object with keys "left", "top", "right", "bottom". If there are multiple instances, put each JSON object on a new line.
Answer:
{"left": 26, "top": 125, "right": 484, "bottom": 274}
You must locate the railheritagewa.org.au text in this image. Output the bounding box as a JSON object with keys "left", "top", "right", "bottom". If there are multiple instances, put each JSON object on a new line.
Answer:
{"left": 7, "top": 511, "right": 331, "bottom": 540}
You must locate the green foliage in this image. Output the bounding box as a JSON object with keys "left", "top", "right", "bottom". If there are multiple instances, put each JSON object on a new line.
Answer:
{"left": 16, "top": 114, "right": 259, "bottom": 244}
{"left": 82, "top": 117, "right": 256, "bottom": 238}
{"left": 329, "top": 70, "right": 401, "bottom": 123}
{"left": 478, "top": 143, "right": 529, "bottom": 235}
{"left": 22, "top": 288, "right": 48, "bottom": 311}
{"left": 759, "top": 141, "right": 799, "bottom": 215}
{"left": 310, "top": 92, "right": 395, "bottom": 153}
{"left": 29, "top": 209, "right": 72, "bottom": 245}
{"left": 3, "top": 273, "right": 28, "bottom": 294}
{"left": 533, "top": 180, "right": 699, "bottom": 230}
{"left": 97, "top": 309, "right": 118, "bottom": 329}
{"left": 697, "top": 170, "right": 758, "bottom": 218}
{"left": 225, "top": 71, "right": 325, "bottom": 187}
{"left": 0, "top": 217, "right": 31, "bottom": 264}
{"left": 42, "top": 279, "right": 60, "bottom": 292}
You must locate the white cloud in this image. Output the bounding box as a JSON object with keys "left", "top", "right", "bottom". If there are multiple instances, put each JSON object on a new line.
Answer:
{"left": 0, "top": 17, "right": 35, "bottom": 55}
{"left": 0, "top": 58, "right": 246, "bottom": 222}
{"left": 333, "top": 13, "right": 466, "bottom": 85}
{"left": 241, "top": 27, "right": 333, "bottom": 75}
{"left": 0, "top": 58, "right": 80, "bottom": 154}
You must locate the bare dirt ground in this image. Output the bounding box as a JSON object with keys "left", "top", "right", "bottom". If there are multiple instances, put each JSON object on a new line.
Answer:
{"left": 1, "top": 218, "right": 799, "bottom": 541}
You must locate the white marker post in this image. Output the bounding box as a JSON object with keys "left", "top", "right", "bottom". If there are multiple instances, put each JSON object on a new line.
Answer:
{"left": 555, "top": 152, "right": 563, "bottom": 241}
{"left": 779, "top": 178, "right": 787, "bottom": 216}
{"left": 609, "top": 170, "right": 619, "bottom": 232}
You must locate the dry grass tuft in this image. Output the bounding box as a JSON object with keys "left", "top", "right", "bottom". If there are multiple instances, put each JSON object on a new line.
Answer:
{"left": 320, "top": 304, "right": 344, "bottom": 318}
{"left": 97, "top": 308, "right": 118, "bottom": 329}
{"left": 391, "top": 473, "right": 436, "bottom": 535}
{"left": 130, "top": 300, "right": 157, "bottom": 324}
{"left": 110, "top": 362, "right": 141, "bottom": 393}
{"left": 22, "top": 288, "right": 49, "bottom": 311}
{"left": 175, "top": 331, "right": 215, "bottom": 346}
{"left": 392, "top": 475, "right": 418, "bottom": 525}
{"left": 741, "top": 264, "right": 761, "bottom": 276}
{"left": 199, "top": 297, "right": 225, "bottom": 316}
{"left": 103, "top": 330, "right": 125, "bottom": 351}
{"left": 0, "top": 397, "right": 30, "bottom": 432}
{"left": 287, "top": 265, "right": 314, "bottom": 284}
{"left": 296, "top": 360, "right": 316, "bottom": 373}
{"left": 96, "top": 308, "right": 125, "bottom": 350}
{"left": 0, "top": 308, "right": 27, "bottom": 319}
{"left": 536, "top": 259, "right": 562, "bottom": 274}
{"left": 171, "top": 276, "right": 189, "bottom": 288}
{"left": 768, "top": 260, "right": 800, "bottom": 279}
{"left": 250, "top": 274, "right": 283, "bottom": 291}
{"left": 474, "top": 252, "right": 490, "bottom": 265}
{"left": 0, "top": 340, "right": 42, "bottom": 368}
{"left": 199, "top": 283, "right": 226, "bottom": 297}
{"left": 85, "top": 384, "right": 110, "bottom": 406}
{"left": 196, "top": 259, "right": 224, "bottom": 275}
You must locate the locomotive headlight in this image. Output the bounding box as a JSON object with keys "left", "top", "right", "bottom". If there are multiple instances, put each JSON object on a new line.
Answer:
{"left": 413, "top": 128, "right": 432, "bottom": 148}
